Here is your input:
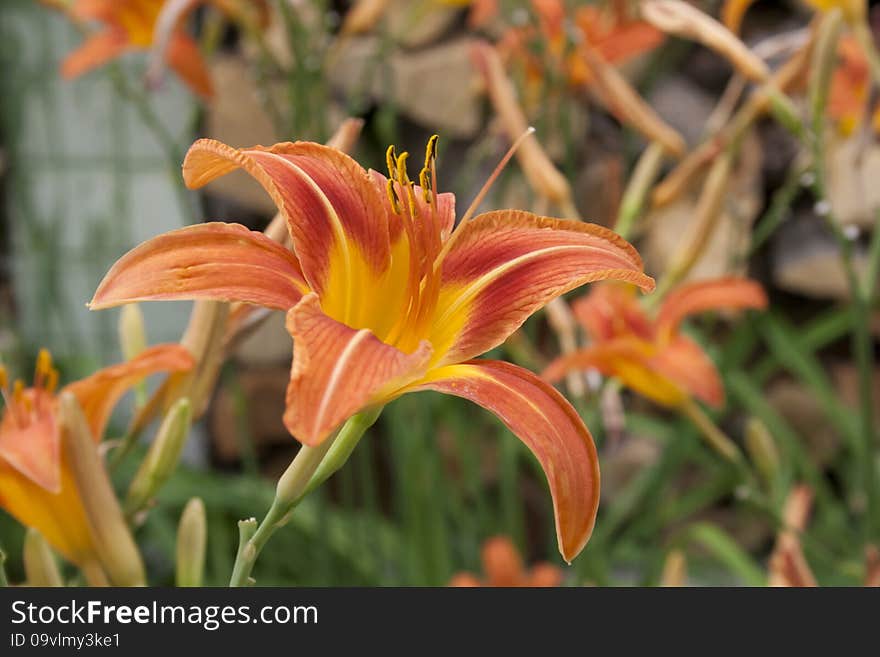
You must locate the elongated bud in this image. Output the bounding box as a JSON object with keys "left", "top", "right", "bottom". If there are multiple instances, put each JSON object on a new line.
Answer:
{"left": 58, "top": 392, "right": 146, "bottom": 586}
{"left": 641, "top": 0, "right": 769, "bottom": 82}
{"left": 118, "top": 303, "right": 147, "bottom": 362}
{"left": 23, "top": 529, "right": 63, "bottom": 587}
{"left": 577, "top": 42, "right": 686, "bottom": 157}
{"left": 125, "top": 398, "right": 192, "bottom": 516}
{"left": 810, "top": 9, "right": 844, "bottom": 132}
{"left": 176, "top": 498, "right": 206, "bottom": 587}
{"left": 659, "top": 549, "right": 688, "bottom": 587}
{"left": 744, "top": 417, "right": 780, "bottom": 487}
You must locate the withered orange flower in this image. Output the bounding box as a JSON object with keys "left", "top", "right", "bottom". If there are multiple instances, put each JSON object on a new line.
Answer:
{"left": 828, "top": 35, "right": 880, "bottom": 134}
{"left": 449, "top": 536, "right": 563, "bottom": 587}
{"left": 89, "top": 135, "right": 654, "bottom": 560}
{"left": 57, "top": 0, "right": 215, "bottom": 97}
{"left": 544, "top": 278, "right": 767, "bottom": 409}
{"left": 0, "top": 346, "right": 193, "bottom": 569}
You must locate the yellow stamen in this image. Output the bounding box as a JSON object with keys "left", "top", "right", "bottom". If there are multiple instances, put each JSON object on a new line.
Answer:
{"left": 13, "top": 380, "right": 24, "bottom": 405}
{"left": 35, "top": 348, "right": 53, "bottom": 387}
{"left": 386, "top": 145, "right": 398, "bottom": 181}
{"left": 386, "top": 178, "right": 402, "bottom": 214}
{"left": 419, "top": 167, "right": 432, "bottom": 204}
{"left": 0, "top": 365, "right": 7, "bottom": 392}
{"left": 396, "top": 151, "right": 411, "bottom": 184}
{"left": 45, "top": 369, "right": 59, "bottom": 394}
{"left": 424, "top": 134, "right": 439, "bottom": 168}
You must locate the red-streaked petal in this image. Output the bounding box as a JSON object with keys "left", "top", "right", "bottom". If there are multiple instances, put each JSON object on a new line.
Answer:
{"left": 0, "top": 389, "right": 61, "bottom": 492}
{"left": 655, "top": 277, "right": 768, "bottom": 339}
{"left": 651, "top": 335, "right": 725, "bottom": 408}
{"left": 405, "top": 360, "right": 600, "bottom": 562}
{"left": 572, "top": 283, "right": 654, "bottom": 342}
{"left": 542, "top": 339, "right": 689, "bottom": 408}
{"left": 90, "top": 222, "right": 309, "bottom": 311}
{"left": 165, "top": 31, "right": 213, "bottom": 98}
{"left": 63, "top": 344, "right": 195, "bottom": 440}
{"left": 60, "top": 30, "right": 129, "bottom": 79}
{"left": 431, "top": 211, "right": 655, "bottom": 365}
{"left": 182, "top": 139, "right": 391, "bottom": 321}
{"left": 283, "top": 295, "right": 432, "bottom": 446}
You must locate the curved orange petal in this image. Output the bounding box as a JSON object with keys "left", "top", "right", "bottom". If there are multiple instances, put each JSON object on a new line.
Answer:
{"left": 651, "top": 335, "right": 725, "bottom": 408}
{"left": 63, "top": 344, "right": 195, "bottom": 440}
{"left": 431, "top": 211, "right": 655, "bottom": 365}
{"left": 60, "top": 30, "right": 130, "bottom": 79}
{"left": 542, "top": 339, "right": 688, "bottom": 408}
{"left": 283, "top": 295, "right": 432, "bottom": 446}
{"left": 0, "top": 457, "right": 95, "bottom": 567}
{"left": 573, "top": 283, "right": 654, "bottom": 342}
{"left": 655, "top": 277, "right": 767, "bottom": 340}
{"left": 182, "top": 139, "right": 392, "bottom": 326}
{"left": 0, "top": 390, "right": 60, "bottom": 492}
{"left": 406, "top": 360, "right": 600, "bottom": 562}
{"left": 90, "top": 222, "right": 309, "bottom": 311}
{"left": 165, "top": 31, "right": 213, "bottom": 98}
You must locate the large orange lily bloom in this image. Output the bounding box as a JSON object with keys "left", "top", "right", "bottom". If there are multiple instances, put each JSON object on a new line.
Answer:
{"left": 543, "top": 278, "right": 767, "bottom": 409}
{"left": 0, "top": 346, "right": 193, "bottom": 569}
{"left": 57, "top": 0, "right": 214, "bottom": 97}
{"left": 89, "top": 136, "right": 654, "bottom": 561}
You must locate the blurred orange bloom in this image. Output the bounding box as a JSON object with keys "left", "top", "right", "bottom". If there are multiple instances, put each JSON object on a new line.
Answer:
{"left": 0, "top": 346, "right": 192, "bottom": 568}
{"left": 543, "top": 278, "right": 767, "bottom": 409}
{"left": 56, "top": 0, "right": 214, "bottom": 97}
{"left": 498, "top": 1, "right": 665, "bottom": 90}
{"left": 828, "top": 35, "right": 880, "bottom": 134}
{"left": 89, "top": 135, "right": 655, "bottom": 561}
{"left": 449, "top": 536, "right": 563, "bottom": 587}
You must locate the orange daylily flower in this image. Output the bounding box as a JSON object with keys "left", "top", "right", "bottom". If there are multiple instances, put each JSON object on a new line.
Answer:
{"left": 498, "top": 1, "right": 665, "bottom": 89}
{"left": 0, "top": 346, "right": 193, "bottom": 569}
{"left": 828, "top": 35, "right": 880, "bottom": 134}
{"left": 449, "top": 536, "right": 563, "bottom": 587}
{"left": 89, "top": 135, "right": 655, "bottom": 561}
{"left": 57, "top": 0, "right": 215, "bottom": 97}
{"left": 544, "top": 278, "right": 767, "bottom": 409}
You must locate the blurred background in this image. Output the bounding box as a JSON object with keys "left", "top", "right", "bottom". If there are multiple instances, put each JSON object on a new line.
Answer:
{"left": 1, "top": 0, "right": 878, "bottom": 586}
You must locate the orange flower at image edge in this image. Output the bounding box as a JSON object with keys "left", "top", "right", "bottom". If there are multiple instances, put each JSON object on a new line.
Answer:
{"left": 55, "top": 0, "right": 218, "bottom": 97}
{"left": 449, "top": 536, "right": 563, "bottom": 587}
{"left": 89, "top": 135, "right": 655, "bottom": 561}
{"left": 544, "top": 278, "right": 768, "bottom": 409}
{"left": 0, "top": 346, "right": 193, "bottom": 570}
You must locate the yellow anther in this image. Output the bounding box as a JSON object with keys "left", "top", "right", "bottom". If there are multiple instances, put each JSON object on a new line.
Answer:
{"left": 386, "top": 178, "right": 402, "bottom": 214}
{"left": 419, "top": 168, "right": 433, "bottom": 204}
{"left": 13, "top": 380, "right": 24, "bottom": 404}
{"left": 36, "top": 348, "right": 53, "bottom": 379}
{"left": 45, "top": 369, "right": 59, "bottom": 394}
{"left": 386, "top": 145, "right": 398, "bottom": 180}
{"left": 396, "top": 152, "right": 411, "bottom": 184}
{"left": 0, "top": 365, "right": 7, "bottom": 391}
{"left": 424, "top": 134, "right": 439, "bottom": 168}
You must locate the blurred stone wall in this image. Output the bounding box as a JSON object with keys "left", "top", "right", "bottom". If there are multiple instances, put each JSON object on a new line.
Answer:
{"left": 0, "top": 0, "right": 194, "bottom": 373}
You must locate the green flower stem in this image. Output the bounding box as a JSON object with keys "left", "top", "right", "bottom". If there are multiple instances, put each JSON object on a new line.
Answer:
{"left": 614, "top": 141, "right": 666, "bottom": 241}
{"left": 228, "top": 408, "right": 382, "bottom": 587}
{"left": 809, "top": 10, "right": 879, "bottom": 540}
{"left": 0, "top": 548, "right": 8, "bottom": 587}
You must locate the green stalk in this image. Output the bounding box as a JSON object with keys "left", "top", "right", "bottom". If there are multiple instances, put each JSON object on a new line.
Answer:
{"left": 808, "top": 9, "right": 878, "bottom": 540}
{"left": 228, "top": 408, "right": 381, "bottom": 586}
